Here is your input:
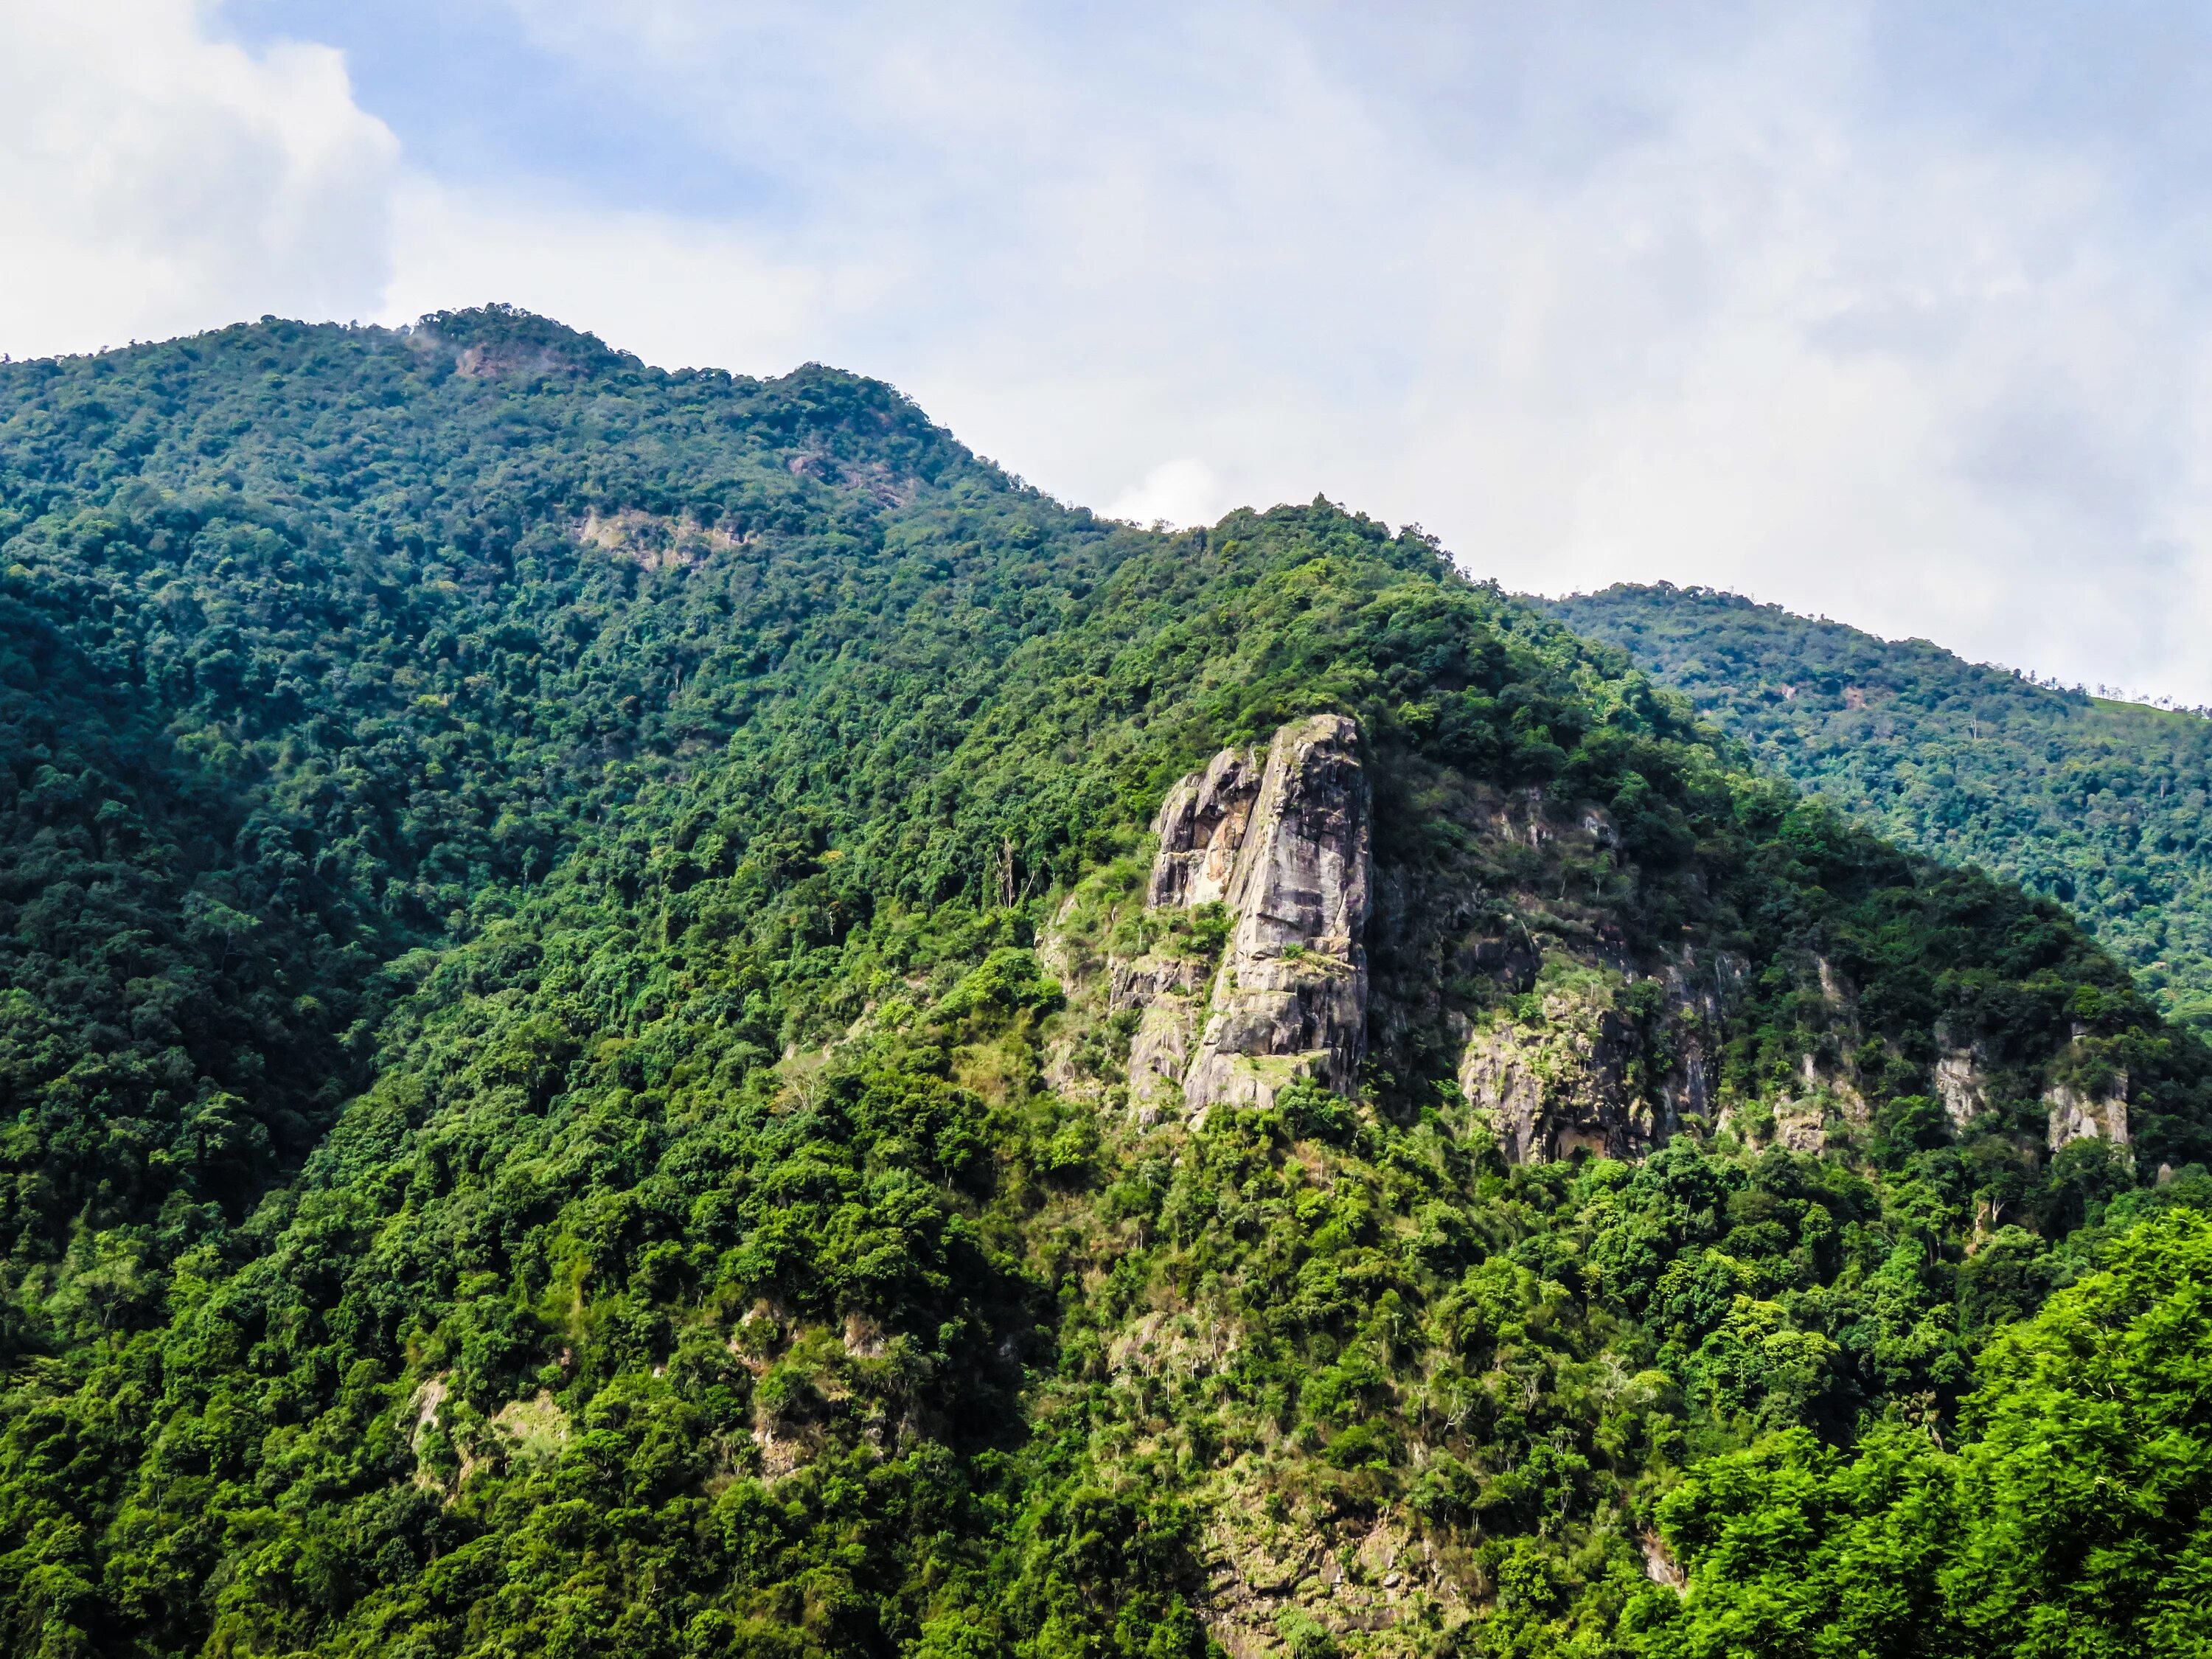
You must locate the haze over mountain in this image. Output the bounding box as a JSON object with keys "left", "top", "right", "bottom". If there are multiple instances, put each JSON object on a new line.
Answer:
{"left": 1, "top": 311, "right": 2208, "bottom": 1659}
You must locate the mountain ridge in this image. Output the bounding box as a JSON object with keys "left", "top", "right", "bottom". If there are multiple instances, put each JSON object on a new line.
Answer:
{"left": 1544, "top": 581, "right": 2212, "bottom": 1027}
{"left": 0, "top": 311, "right": 2207, "bottom": 1658}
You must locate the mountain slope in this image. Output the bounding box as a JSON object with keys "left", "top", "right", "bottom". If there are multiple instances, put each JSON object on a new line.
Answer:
{"left": 1, "top": 313, "right": 2208, "bottom": 1659}
{"left": 1544, "top": 583, "right": 2212, "bottom": 1025}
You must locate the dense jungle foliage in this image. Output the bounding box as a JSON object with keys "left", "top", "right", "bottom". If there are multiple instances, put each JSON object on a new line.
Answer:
{"left": 1545, "top": 583, "right": 2212, "bottom": 1026}
{"left": 1, "top": 312, "right": 2209, "bottom": 1659}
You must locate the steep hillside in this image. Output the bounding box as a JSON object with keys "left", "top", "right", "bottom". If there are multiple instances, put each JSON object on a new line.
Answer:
{"left": 1, "top": 314, "right": 2208, "bottom": 1659}
{"left": 1545, "top": 583, "right": 2212, "bottom": 1026}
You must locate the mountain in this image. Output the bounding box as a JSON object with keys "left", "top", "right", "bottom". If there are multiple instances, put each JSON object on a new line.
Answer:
{"left": 1, "top": 311, "right": 2208, "bottom": 1659}
{"left": 1544, "top": 583, "right": 2212, "bottom": 1028}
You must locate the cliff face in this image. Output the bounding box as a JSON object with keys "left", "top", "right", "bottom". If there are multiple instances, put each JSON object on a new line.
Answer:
{"left": 1115, "top": 714, "right": 1371, "bottom": 1117}
{"left": 1117, "top": 717, "right": 1719, "bottom": 1155}
{"left": 1183, "top": 715, "right": 1371, "bottom": 1116}
{"left": 1111, "top": 709, "right": 2148, "bottom": 1176}
{"left": 1458, "top": 986, "right": 1658, "bottom": 1163}
{"left": 1456, "top": 960, "right": 1722, "bottom": 1164}
{"left": 2047, "top": 1082, "right": 2129, "bottom": 1150}
{"left": 1146, "top": 748, "right": 1265, "bottom": 908}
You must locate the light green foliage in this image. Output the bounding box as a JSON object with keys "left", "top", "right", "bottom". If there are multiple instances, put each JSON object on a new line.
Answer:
{"left": 1628, "top": 1209, "right": 2212, "bottom": 1659}
{"left": 1547, "top": 583, "right": 2212, "bottom": 1022}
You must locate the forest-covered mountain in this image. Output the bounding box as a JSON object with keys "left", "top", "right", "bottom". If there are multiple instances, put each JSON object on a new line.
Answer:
{"left": 1545, "top": 584, "right": 2212, "bottom": 1029}
{"left": 1, "top": 311, "right": 2208, "bottom": 1659}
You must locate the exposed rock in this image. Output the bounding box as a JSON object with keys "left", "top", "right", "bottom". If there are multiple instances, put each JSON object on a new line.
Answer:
{"left": 1935, "top": 1045, "right": 1988, "bottom": 1130}
{"left": 1655, "top": 948, "right": 1733, "bottom": 1127}
{"left": 1456, "top": 947, "right": 1734, "bottom": 1165}
{"left": 1105, "top": 751, "right": 1267, "bottom": 1106}
{"left": 1197, "top": 1501, "right": 1468, "bottom": 1658}
{"left": 1110, "top": 952, "right": 1211, "bottom": 1007}
{"left": 1451, "top": 931, "right": 1542, "bottom": 989}
{"left": 1181, "top": 715, "right": 1371, "bottom": 1116}
{"left": 576, "top": 507, "right": 741, "bottom": 571}
{"left": 409, "top": 1376, "right": 448, "bottom": 1449}
{"left": 1113, "top": 953, "right": 1211, "bottom": 1107}
{"left": 1795, "top": 1054, "right": 1871, "bottom": 1126}
{"left": 2046, "top": 1076, "right": 2129, "bottom": 1151}
{"left": 2043, "top": 1029, "right": 2131, "bottom": 1151}
{"left": 1659, "top": 1027, "right": 1719, "bottom": 1126}
{"left": 1815, "top": 954, "right": 1851, "bottom": 1006}
{"left": 1124, "top": 1012, "right": 1195, "bottom": 1106}
{"left": 1459, "top": 979, "right": 1676, "bottom": 1162}
{"left": 1113, "top": 714, "right": 1372, "bottom": 1119}
{"left": 1641, "top": 1530, "right": 1685, "bottom": 1590}
{"left": 1147, "top": 746, "right": 1265, "bottom": 907}
{"left": 1768, "top": 1099, "right": 1830, "bottom": 1155}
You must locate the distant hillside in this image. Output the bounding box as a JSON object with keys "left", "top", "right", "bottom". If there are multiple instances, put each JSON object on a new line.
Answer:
{"left": 1546, "top": 583, "right": 2212, "bottom": 1025}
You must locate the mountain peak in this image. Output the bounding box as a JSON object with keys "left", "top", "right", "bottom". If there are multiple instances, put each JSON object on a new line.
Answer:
{"left": 404, "top": 302, "right": 632, "bottom": 380}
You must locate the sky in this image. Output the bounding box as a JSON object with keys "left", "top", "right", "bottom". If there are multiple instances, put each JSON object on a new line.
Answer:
{"left": 5, "top": 2, "right": 2212, "bottom": 702}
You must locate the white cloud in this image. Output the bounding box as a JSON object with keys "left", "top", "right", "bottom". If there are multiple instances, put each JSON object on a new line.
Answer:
{"left": 13, "top": 1, "right": 2212, "bottom": 703}
{"left": 0, "top": 0, "right": 398, "bottom": 358}
{"left": 453, "top": 1, "right": 2212, "bottom": 697}
{"left": 1104, "top": 459, "right": 1229, "bottom": 530}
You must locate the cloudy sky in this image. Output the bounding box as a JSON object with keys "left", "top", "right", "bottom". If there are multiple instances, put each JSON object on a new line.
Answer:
{"left": 6, "top": 2, "right": 2211, "bottom": 700}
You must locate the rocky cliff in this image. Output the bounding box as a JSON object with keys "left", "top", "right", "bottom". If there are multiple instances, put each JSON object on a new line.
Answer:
{"left": 1457, "top": 984, "right": 1659, "bottom": 1164}
{"left": 1456, "top": 959, "right": 1722, "bottom": 1164}
{"left": 2047, "top": 1081, "right": 2129, "bottom": 1150}
{"left": 1108, "top": 711, "right": 2146, "bottom": 1178}
{"left": 1146, "top": 747, "right": 1265, "bottom": 908}
{"left": 1114, "top": 714, "right": 1371, "bottom": 1118}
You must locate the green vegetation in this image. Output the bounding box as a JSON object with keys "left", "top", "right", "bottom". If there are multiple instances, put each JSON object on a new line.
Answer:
{"left": 1629, "top": 1202, "right": 2212, "bottom": 1658}
{"left": 0, "top": 312, "right": 2207, "bottom": 1657}
{"left": 1545, "top": 583, "right": 2212, "bottom": 1024}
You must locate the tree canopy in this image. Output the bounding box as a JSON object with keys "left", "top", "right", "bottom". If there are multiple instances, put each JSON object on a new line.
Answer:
{"left": 0, "top": 312, "right": 2207, "bottom": 1657}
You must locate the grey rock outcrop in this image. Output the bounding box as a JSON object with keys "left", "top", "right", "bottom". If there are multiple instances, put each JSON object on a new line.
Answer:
{"left": 1459, "top": 994, "right": 1652, "bottom": 1163}
{"left": 1147, "top": 748, "right": 1264, "bottom": 908}
{"left": 1182, "top": 715, "right": 1371, "bottom": 1116}
{"left": 1113, "top": 714, "right": 1372, "bottom": 1118}
{"left": 1458, "top": 976, "right": 1709, "bottom": 1164}
{"left": 1112, "top": 953, "right": 1211, "bottom": 1108}
{"left": 1456, "top": 947, "right": 1729, "bottom": 1166}
{"left": 2046, "top": 1076, "right": 2129, "bottom": 1151}
{"left": 1935, "top": 1046, "right": 1988, "bottom": 1130}
{"left": 2042, "top": 1028, "right": 2131, "bottom": 1152}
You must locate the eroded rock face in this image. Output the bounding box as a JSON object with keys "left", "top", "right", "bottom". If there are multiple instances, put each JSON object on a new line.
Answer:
{"left": 1459, "top": 994, "right": 1652, "bottom": 1163}
{"left": 1457, "top": 975, "right": 1715, "bottom": 1164}
{"left": 1115, "top": 714, "right": 1371, "bottom": 1117}
{"left": 1455, "top": 947, "right": 1732, "bottom": 1166}
{"left": 1111, "top": 953, "right": 1211, "bottom": 1108}
{"left": 2043, "top": 1029, "right": 2131, "bottom": 1152}
{"left": 1935, "top": 1046, "right": 1988, "bottom": 1130}
{"left": 2047, "top": 1077, "right": 2129, "bottom": 1151}
{"left": 1147, "top": 748, "right": 1264, "bottom": 908}
{"left": 1183, "top": 714, "right": 1371, "bottom": 1115}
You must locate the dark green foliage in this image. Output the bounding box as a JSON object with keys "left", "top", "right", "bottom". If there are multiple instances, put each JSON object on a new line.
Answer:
{"left": 0, "top": 313, "right": 2208, "bottom": 1656}
{"left": 1547, "top": 582, "right": 2212, "bottom": 1023}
